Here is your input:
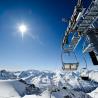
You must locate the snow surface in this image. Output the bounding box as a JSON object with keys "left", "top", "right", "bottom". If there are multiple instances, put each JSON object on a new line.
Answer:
{"left": 89, "top": 70, "right": 98, "bottom": 82}
{"left": 23, "top": 90, "right": 55, "bottom": 98}
{"left": 0, "top": 80, "right": 91, "bottom": 98}
{"left": 23, "top": 89, "right": 91, "bottom": 98}
{"left": 0, "top": 69, "right": 98, "bottom": 98}
{"left": 0, "top": 80, "right": 26, "bottom": 98}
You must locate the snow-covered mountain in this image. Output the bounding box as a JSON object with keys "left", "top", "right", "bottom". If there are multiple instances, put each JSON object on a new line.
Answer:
{"left": 0, "top": 70, "right": 17, "bottom": 80}
{"left": 16, "top": 70, "right": 98, "bottom": 93}
{"left": 0, "top": 69, "right": 98, "bottom": 98}
{"left": 0, "top": 79, "right": 92, "bottom": 98}
{"left": 0, "top": 69, "right": 98, "bottom": 93}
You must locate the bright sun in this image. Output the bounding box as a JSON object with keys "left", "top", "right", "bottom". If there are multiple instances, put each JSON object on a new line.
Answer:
{"left": 19, "top": 24, "right": 27, "bottom": 39}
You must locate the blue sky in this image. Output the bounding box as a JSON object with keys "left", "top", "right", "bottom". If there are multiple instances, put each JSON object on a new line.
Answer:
{"left": 0, "top": 0, "right": 96, "bottom": 71}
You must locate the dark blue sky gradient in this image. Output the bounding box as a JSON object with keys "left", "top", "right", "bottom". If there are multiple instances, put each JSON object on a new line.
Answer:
{"left": 0, "top": 0, "right": 95, "bottom": 71}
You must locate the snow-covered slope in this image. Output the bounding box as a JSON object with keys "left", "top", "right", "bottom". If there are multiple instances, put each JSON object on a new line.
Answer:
{"left": 88, "top": 70, "right": 98, "bottom": 82}
{"left": 23, "top": 90, "right": 52, "bottom": 98}
{"left": 0, "top": 79, "right": 42, "bottom": 98}
{"left": 52, "top": 89, "right": 92, "bottom": 98}
{"left": 0, "top": 80, "right": 93, "bottom": 98}
{"left": 0, "top": 69, "right": 98, "bottom": 98}
{"left": 0, "top": 80, "right": 26, "bottom": 98}
{"left": 23, "top": 89, "right": 92, "bottom": 98}
{"left": 0, "top": 69, "right": 97, "bottom": 93}
{"left": 88, "top": 87, "right": 98, "bottom": 98}
{"left": 87, "top": 71, "right": 98, "bottom": 97}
